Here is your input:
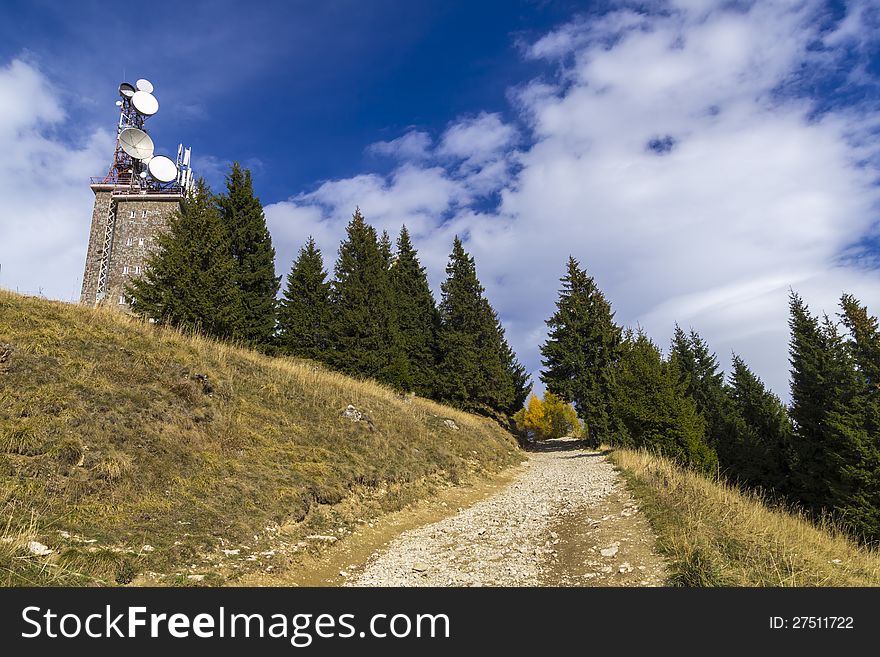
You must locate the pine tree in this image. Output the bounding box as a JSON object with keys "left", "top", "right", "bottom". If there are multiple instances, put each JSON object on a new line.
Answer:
{"left": 540, "top": 256, "right": 621, "bottom": 446}
{"left": 216, "top": 162, "right": 280, "bottom": 348}
{"left": 610, "top": 330, "right": 718, "bottom": 473}
{"left": 435, "top": 237, "right": 513, "bottom": 413}
{"left": 840, "top": 294, "right": 880, "bottom": 393}
{"left": 388, "top": 225, "right": 439, "bottom": 396}
{"left": 329, "top": 210, "right": 407, "bottom": 387}
{"left": 727, "top": 355, "right": 793, "bottom": 493}
{"left": 278, "top": 237, "right": 332, "bottom": 360}
{"left": 500, "top": 336, "right": 532, "bottom": 413}
{"left": 669, "top": 326, "right": 739, "bottom": 469}
{"left": 378, "top": 230, "right": 394, "bottom": 268}
{"left": 788, "top": 292, "right": 866, "bottom": 524}
{"left": 478, "top": 300, "right": 516, "bottom": 413}
{"left": 837, "top": 294, "right": 880, "bottom": 541}
{"left": 126, "top": 179, "right": 243, "bottom": 339}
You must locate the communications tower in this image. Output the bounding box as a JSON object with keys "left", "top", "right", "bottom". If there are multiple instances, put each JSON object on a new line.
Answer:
{"left": 80, "top": 78, "right": 194, "bottom": 308}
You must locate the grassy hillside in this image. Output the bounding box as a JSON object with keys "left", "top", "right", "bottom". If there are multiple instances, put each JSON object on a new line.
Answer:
{"left": 0, "top": 289, "right": 521, "bottom": 586}
{"left": 611, "top": 448, "right": 880, "bottom": 586}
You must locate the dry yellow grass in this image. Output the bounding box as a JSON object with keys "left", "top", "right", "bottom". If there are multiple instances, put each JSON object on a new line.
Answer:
{"left": 0, "top": 289, "right": 521, "bottom": 585}
{"left": 611, "top": 448, "right": 880, "bottom": 586}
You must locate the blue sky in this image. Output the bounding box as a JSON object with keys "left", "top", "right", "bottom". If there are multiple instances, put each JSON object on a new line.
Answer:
{"left": 0, "top": 0, "right": 580, "bottom": 198}
{"left": 1, "top": 0, "right": 879, "bottom": 401}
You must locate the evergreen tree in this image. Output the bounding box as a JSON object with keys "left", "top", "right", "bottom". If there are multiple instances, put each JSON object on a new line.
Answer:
{"left": 388, "top": 225, "right": 439, "bottom": 396}
{"left": 540, "top": 256, "right": 621, "bottom": 446}
{"left": 329, "top": 210, "right": 408, "bottom": 387}
{"left": 479, "top": 300, "right": 516, "bottom": 413}
{"left": 435, "top": 237, "right": 513, "bottom": 413}
{"left": 610, "top": 330, "right": 718, "bottom": 473}
{"left": 216, "top": 162, "right": 280, "bottom": 347}
{"left": 126, "top": 179, "right": 243, "bottom": 339}
{"left": 500, "top": 336, "right": 532, "bottom": 413}
{"left": 727, "top": 355, "right": 793, "bottom": 493}
{"left": 788, "top": 292, "right": 867, "bottom": 526}
{"left": 669, "top": 326, "right": 739, "bottom": 469}
{"left": 837, "top": 295, "right": 880, "bottom": 541}
{"left": 378, "top": 230, "right": 394, "bottom": 268}
{"left": 278, "top": 237, "right": 332, "bottom": 360}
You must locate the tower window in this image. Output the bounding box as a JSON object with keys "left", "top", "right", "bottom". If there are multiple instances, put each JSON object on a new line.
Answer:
{"left": 126, "top": 237, "right": 133, "bottom": 246}
{"left": 123, "top": 266, "right": 129, "bottom": 275}
{"left": 135, "top": 266, "right": 141, "bottom": 275}
{"left": 118, "top": 296, "right": 126, "bottom": 305}
{"left": 142, "top": 210, "right": 147, "bottom": 218}
{"left": 129, "top": 210, "right": 135, "bottom": 219}
{"left": 138, "top": 238, "right": 145, "bottom": 247}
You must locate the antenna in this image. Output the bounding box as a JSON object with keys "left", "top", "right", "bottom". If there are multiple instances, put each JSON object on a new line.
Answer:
{"left": 131, "top": 91, "right": 158, "bottom": 116}
{"left": 118, "top": 127, "right": 154, "bottom": 160}
{"left": 98, "top": 76, "right": 194, "bottom": 194}
{"left": 148, "top": 155, "right": 179, "bottom": 183}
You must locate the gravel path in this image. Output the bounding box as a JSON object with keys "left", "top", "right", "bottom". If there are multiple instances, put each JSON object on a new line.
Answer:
{"left": 348, "top": 438, "right": 667, "bottom": 587}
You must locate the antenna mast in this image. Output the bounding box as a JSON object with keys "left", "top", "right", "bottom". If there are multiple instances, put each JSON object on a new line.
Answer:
{"left": 92, "top": 78, "right": 195, "bottom": 302}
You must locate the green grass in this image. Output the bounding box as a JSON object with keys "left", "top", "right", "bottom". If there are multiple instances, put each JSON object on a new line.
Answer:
{"left": 0, "top": 289, "right": 521, "bottom": 585}
{"left": 611, "top": 448, "right": 880, "bottom": 586}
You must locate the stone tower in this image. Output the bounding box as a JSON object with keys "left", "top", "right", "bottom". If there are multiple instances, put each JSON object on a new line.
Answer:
{"left": 79, "top": 186, "right": 183, "bottom": 308}
{"left": 80, "top": 78, "right": 193, "bottom": 309}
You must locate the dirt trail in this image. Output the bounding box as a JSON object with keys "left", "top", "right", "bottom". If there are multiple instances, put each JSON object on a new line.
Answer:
{"left": 344, "top": 438, "right": 667, "bottom": 587}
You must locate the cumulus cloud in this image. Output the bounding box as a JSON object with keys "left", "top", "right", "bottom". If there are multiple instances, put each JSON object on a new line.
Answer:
{"left": 437, "top": 112, "right": 517, "bottom": 166}
{"left": 368, "top": 130, "right": 432, "bottom": 161}
{"left": 266, "top": 0, "right": 880, "bottom": 400}
{"left": 0, "top": 59, "right": 112, "bottom": 301}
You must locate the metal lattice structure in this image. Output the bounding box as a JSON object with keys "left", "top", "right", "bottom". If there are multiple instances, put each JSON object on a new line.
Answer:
{"left": 80, "top": 79, "right": 195, "bottom": 308}
{"left": 94, "top": 195, "right": 117, "bottom": 302}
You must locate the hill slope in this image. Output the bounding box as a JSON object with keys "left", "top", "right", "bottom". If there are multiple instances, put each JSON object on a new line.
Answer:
{"left": 0, "top": 289, "right": 520, "bottom": 586}
{"left": 612, "top": 448, "right": 880, "bottom": 586}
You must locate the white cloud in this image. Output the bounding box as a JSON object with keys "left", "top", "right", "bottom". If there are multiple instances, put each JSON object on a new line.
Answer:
{"left": 437, "top": 112, "right": 517, "bottom": 166}
{"left": 368, "top": 130, "right": 432, "bottom": 161}
{"left": 267, "top": 0, "right": 880, "bottom": 401}
{"left": 0, "top": 59, "right": 112, "bottom": 302}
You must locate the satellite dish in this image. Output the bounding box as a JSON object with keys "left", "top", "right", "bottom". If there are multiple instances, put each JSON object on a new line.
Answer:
{"left": 118, "top": 127, "right": 154, "bottom": 160}
{"left": 136, "top": 78, "right": 154, "bottom": 93}
{"left": 119, "top": 82, "right": 136, "bottom": 98}
{"left": 132, "top": 90, "right": 159, "bottom": 116}
{"left": 148, "top": 155, "right": 178, "bottom": 183}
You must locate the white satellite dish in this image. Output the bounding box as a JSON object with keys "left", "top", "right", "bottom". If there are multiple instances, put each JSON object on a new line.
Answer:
{"left": 118, "top": 127, "right": 154, "bottom": 160}
{"left": 132, "top": 90, "right": 159, "bottom": 116}
{"left": 119, "top": 82, "right": 136, "bottom": 98}
{"left": 136, "top": 78, "right": 154, "bottom": 93}
{"left": 148, "top": 155, "right": 178, "bottom": 183}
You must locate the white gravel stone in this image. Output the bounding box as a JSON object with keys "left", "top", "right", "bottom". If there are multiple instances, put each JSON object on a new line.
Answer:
{"left": 348, "top": 438, "right": 618, "bottom": 587}
{"left": 28, "top": 541, "right": 52, "bottom": 556}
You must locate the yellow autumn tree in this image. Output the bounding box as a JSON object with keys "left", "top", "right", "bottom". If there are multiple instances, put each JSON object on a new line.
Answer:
{"left": 514, "top": 393, "right": 580, "bottom": 440}
{"left": 543, "top": 392, "right": 580, "bottom": 439}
